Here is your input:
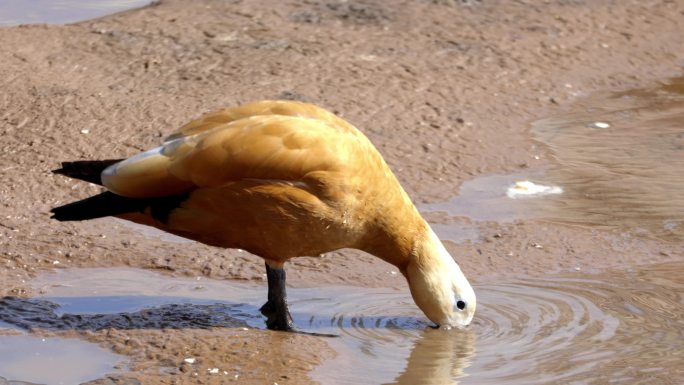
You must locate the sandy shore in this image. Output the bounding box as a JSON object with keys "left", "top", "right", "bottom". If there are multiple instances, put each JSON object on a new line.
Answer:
{"left": 1, "top": 0, "right": 683, "bottom": 383}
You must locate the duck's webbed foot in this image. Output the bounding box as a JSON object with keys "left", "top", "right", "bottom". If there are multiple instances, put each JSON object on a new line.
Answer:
{"left": 260, "top": 262, "right": 294, "bottom": 331}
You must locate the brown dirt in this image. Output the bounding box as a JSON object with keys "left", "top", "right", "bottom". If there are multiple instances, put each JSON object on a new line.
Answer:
{"left": 1, "top": 0, "right": 683, "bottom": 383}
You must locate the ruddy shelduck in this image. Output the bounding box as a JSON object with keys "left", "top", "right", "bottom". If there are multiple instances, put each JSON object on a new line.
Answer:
{"left": 51, "top": 100, "right": 476, "bottom": 331}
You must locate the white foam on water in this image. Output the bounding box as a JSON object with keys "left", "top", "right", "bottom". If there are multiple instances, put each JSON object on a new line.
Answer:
{"left": 506, "top": 181, "right": 563, "bottom": 199}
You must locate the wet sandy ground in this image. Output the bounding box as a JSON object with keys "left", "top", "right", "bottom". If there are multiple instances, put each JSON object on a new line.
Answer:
{"left": 1, "top": 0, "right": 684, "bottom": 384}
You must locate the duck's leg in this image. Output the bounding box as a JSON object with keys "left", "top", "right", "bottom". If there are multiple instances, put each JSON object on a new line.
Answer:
{"left": 260, "top": 262, "right": 294, "bottom": 331}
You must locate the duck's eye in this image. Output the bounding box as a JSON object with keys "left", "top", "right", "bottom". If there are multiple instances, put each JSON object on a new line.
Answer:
{"left": 456, "top": 300, "right": 466, "bottom": 310}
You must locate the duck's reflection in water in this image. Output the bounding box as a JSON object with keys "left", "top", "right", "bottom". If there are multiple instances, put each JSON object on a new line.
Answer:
{"left": 389, "top": 327, "right": 475, "bottom": 385}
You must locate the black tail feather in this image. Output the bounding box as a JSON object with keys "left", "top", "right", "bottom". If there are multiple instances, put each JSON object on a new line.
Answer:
{"left": 52, "top": 159, "right": 189, "bottom": 223}
{"left": 52, "top": 159, "right": 123, "bottom": 186}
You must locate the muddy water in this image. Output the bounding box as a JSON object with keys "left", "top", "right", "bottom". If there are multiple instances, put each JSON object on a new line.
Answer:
{"left": 534, "top": 77, "right": 684, "bottom": 240}
{"left": 425, "top": 77, "right": 684, "bottom": 241}
{"left": 0, "top": 0, "right": 150, "bottom": 26}
{"left": 1, "top": 265, "right": 682, "bottom": 384}
{"left": 0, "top": 335, "right": 125, "bottom": 385}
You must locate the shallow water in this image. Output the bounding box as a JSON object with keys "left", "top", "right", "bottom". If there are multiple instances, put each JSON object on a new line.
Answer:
{"left": 1, "top": 266, "right": 682, "bottom": 384}
{"left": 424, "top": 77, "right": 684, "bottom": 241}
{"left": 422, "top": 171, "right": 561, "bottom": 223}
{"left": 0, "top": 0, "right": 150, "bottom": 26}
{"left": 0, "top": 335, "right": 124, "bottom": 385}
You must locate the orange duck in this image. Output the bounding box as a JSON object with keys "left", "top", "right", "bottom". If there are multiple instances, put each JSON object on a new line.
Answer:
{"left": 52, "top": 100, "right": 476, "bottom": 331}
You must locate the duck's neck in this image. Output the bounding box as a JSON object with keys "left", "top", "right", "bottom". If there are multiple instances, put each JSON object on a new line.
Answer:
{"left": 358, "top": 185, "right": 429, "bottom": 273}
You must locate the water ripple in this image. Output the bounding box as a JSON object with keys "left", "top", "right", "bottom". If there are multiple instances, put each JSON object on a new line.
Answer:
{"left": 309, "top": 263, "right": 684, "bottom": 385}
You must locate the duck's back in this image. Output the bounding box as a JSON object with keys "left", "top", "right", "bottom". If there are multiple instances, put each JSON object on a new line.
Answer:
{"left": 102, "top": 100, "right": 373, "bottom": 199}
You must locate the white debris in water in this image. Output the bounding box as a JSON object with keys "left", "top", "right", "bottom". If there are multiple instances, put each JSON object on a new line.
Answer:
{"left": 506, "top": 181, "right": 563, "bottom": 199}
{"left": 184, "top": 357, "right": 196, "bottom": 364}
{"left": 589, "top": 121, "right": 611, "bottom": 129}
{"left": 208, "top": 368, "right": 219, "bottom": 374}
{"left": 80, "top": 129, "right": 90, "bottom": 134}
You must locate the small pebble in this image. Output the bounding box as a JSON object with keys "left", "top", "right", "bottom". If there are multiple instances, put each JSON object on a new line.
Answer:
{"left": 80, "top": 129, "right": 90, "bottom": 134}
{"left": 184, "top": 357, "right": 196, "bottom": 364}
{"left": 208, "top": 368, "right": 219, "bottom": 374}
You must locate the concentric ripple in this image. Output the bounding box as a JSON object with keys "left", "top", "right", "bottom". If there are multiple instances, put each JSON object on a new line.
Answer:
{"left": 470, "top": 279, "right": 622, "bottom": 385}
{"left": 308, "top": 262, "right": 684, "bottom": 385}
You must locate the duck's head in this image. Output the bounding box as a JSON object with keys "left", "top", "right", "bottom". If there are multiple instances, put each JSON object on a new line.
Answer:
{"left": 405, "top": 227, "right": 476, "bottom": 329}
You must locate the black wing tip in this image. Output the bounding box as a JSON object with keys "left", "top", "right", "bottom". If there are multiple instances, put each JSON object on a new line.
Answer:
{"left": 50, "top": 191, "right": 190, "bottom": 223}
{"left": 50, "top": 205, "right": 82, "bottom": 221}
{"left": 50, "top": 191, "right": 132, "bottom": 222}
{"left": 50, "top": 207, "right": 79, "bottom": 221}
